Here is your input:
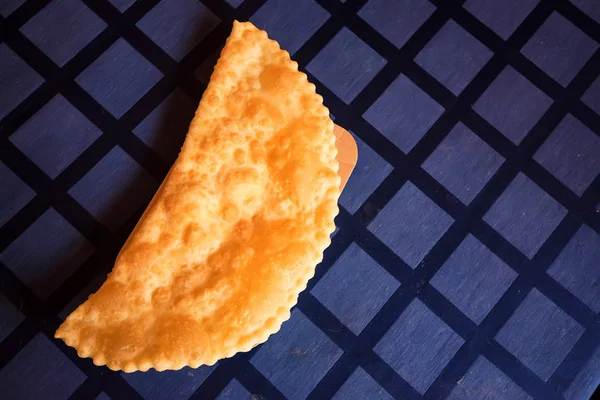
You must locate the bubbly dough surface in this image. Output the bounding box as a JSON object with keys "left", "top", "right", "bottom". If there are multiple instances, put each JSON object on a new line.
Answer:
{"left": 55, "top": 21, "right": 340, "bottom": 372}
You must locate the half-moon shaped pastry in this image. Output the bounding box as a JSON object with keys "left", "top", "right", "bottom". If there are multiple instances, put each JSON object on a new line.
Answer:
{"left": 55, "top": 20, "right": 340, "bottom": 372}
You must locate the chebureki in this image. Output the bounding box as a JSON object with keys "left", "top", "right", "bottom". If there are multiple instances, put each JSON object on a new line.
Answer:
{"left": 55, "top": 21, "right": 340, "bottom": 372}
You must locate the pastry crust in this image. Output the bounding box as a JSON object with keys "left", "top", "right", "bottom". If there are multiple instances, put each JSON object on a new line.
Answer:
{"left": 55, "top": 21, "right": 340, "bottom": 372}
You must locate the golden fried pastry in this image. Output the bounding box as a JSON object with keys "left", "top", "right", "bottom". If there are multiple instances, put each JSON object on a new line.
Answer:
{"left": 55, "top": 21, "right": 340, "bottom": 372}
